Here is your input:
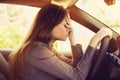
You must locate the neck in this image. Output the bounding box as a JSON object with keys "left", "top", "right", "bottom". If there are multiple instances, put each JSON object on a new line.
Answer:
{"left": 48, "top": 39, "right": 56, "bottom": 49}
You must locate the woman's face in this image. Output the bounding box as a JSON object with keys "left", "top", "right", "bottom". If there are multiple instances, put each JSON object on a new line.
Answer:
{"left": 51, "top": 15, "right": 71, "bottom": 41}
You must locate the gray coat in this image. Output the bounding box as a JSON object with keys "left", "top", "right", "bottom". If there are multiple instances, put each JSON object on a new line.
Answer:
{"left": 16, "top": 42, "right": 95, "bottom": 80}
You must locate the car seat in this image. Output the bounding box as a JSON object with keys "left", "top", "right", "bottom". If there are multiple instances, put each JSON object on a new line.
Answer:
{"left": 0, "top": 52, "right": 9, "bottom": 80}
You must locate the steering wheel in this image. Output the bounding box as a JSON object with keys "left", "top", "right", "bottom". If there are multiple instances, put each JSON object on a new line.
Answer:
{"left": 86, "top": 36, "right": 110, "bottom": 80}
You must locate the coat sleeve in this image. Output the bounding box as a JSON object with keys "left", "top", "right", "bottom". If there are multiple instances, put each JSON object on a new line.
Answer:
{"left": 55, "top": 44, "right": 83, "bottom": 67}
{"left": 27, "top": 43, "right": 96, "bottom": 80}
{"left": 71, "top": 44, "right": 83, "bottom": 67}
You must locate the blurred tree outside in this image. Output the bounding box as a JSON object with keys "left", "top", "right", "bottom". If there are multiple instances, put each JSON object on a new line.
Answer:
{"left": 0, "top": 4, "right": 39, "bottom": 48}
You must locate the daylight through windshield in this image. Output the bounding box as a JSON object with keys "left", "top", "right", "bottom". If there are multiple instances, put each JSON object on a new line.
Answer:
{"left": 76, "top": 0, "right": 120, "bottom": 34}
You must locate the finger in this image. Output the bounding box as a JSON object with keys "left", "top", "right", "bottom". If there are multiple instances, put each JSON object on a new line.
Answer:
{"left": 65, "top": 18, "right": 72, "bottom": 27}
{"left": 65, "top": 14, "right": 71, "bottom": 24}
{"left": 67, "top": 13, "right": 71, "bottom": 20}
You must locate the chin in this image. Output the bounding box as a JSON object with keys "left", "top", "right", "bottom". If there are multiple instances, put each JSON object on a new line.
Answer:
{"left": 58, "top": 38, "right": 67, "bottom": 41}
{"left": 61, "top": 38, "right": 67, "bottom": 41}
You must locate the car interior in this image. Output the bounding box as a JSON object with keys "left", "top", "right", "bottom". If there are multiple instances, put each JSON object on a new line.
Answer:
{"left": 0, "top": 0, "right": 120, "bottom": 80}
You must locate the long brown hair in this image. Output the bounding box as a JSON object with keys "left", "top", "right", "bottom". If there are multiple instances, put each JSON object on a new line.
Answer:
{"left": 9, "top": 4, "right": 67, "bottom": 80}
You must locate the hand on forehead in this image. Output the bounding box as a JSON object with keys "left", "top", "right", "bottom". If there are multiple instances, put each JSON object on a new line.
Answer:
{"left": 65, "top": 13, "right": 71, "bottom": 25}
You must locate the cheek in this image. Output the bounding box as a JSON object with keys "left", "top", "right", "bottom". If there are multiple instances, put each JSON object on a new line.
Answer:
{"left": 52, "top": 25, "right": 66, "bottom": 34}
{"left": 59, "top": 26, "right": 67, "bottom": 32}
{"left": 51, "top": 27, "right": 59, "bottom": 38}
{"left": 51, "top": 26, "right": 67, "bottom": 40}
{"left": 51, "top": 29, "right": 61, "bottom": 38}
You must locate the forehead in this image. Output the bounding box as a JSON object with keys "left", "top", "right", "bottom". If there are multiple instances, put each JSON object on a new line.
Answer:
{"left": 58, "top": 15, "right": 69, "bottom": 25}
{"left": 61, "top": 18, "right": 67, "bottom": 24}
{"left": 60, "top": 18, "right": 67, "bottom": 24}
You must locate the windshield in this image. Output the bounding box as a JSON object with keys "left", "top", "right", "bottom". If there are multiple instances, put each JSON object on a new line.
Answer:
{"left": 75, "top": 0, "right": 120, "bottom": 34}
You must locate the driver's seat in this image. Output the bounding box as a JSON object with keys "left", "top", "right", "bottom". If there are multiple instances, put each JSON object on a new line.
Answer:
{"left": 0, "top": 52, "right": 9, "bottom": 80}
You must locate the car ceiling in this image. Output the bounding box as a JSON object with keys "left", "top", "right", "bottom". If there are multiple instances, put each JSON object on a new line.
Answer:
{"left": 0, "top": 0, "right": 77, "bottom": 8}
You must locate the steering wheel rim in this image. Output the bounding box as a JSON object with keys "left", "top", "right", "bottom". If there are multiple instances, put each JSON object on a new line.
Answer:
{"left": 86, "top": 36, "right": 110, "bottom": 80}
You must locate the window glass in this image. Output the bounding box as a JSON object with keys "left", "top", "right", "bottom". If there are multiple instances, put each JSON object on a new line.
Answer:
{"left": 76, "top": 0, "right": 120, "bottom": 34}
{"left": 0, "top": 4, "right": 39, "bottom": 48}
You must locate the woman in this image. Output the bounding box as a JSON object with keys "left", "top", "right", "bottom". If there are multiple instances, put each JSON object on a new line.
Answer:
{"left": 9, "top": 4, "right": 113, "bottom": 80}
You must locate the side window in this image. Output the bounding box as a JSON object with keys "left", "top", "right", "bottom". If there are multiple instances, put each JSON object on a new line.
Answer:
{"left": 0, "top": 4, "right": 39, "bottom": 48}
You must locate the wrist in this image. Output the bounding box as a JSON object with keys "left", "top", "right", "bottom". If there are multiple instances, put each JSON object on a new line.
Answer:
{"left": 69, "top": 38, "right": 76, "bottom": 46}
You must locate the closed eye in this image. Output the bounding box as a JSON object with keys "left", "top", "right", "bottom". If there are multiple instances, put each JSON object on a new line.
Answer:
{"left": 64, "top": 24, "right": 67, "bottom": 28}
